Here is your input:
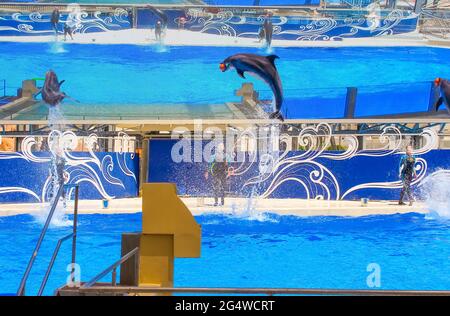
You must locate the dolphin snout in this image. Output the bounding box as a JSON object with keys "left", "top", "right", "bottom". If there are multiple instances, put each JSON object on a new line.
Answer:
{"left": 219, "top": 63, "right": 227, "bottom": 72}
{"left": 435, "top": 77, "right": 442, "bottom": 87}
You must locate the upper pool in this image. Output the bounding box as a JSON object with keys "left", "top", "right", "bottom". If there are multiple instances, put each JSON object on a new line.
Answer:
{"left": 1, "top": 43, "right": 450, "bottom": 119}
{"left": 1, "top": 212, "right": 450, "bottom": 295}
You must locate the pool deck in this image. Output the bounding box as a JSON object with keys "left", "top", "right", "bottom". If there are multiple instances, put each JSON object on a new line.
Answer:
{"left": 0, "top": 28, "right": 449, "bottom": 48}
{"left": 0, "top": 197, "right": 428, "bottom": 217}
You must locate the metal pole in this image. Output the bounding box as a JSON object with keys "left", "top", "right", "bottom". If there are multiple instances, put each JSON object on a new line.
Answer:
{"left": 71, "top": 185, "right": 79, "bottom": 283}
{"left": 17, "top": 184, "right": 65, "bottom": 296}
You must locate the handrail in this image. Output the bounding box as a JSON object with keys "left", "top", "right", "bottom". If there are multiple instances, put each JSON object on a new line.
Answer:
{"left": 16, "top": 183, "right": 65, "bottom": 296}
{"left": 81, "top": 247, "right": 139, "bottom": 289}
{"left": 76, "top": 286, "right": 450, "bottom": 296}
{"left": 37, "top": 232, "right": 73, "bottom": 296}
{"left": 37, "top": 184, "right": 79, "bottom": 296}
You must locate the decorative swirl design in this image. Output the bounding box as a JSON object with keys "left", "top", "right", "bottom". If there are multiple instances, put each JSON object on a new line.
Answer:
{"left": 0, "top": 130, "right": 137, "bottom": 202}
{"left": 231, "top": 123, "right": 439, "bottom": 201}
{"left": 1, "top": 8, "right": 418, "bottom": 40}
{"left": 0, "top": 187, "right": 40, "bottom": 201}
{"left": 341, "top": 158, "right": 427, "bottom": 199}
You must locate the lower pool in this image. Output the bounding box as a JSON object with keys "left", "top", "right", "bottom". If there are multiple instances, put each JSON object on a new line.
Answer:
{"left": 1, "top": 212, "right": 450, "bottom": 295}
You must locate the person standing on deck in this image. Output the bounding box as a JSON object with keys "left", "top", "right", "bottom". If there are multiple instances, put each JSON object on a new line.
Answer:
{"left": 127, "top": 8, "right": 134, "bottom": 28}
{"left": 204, "top": 143, "right": 230, "bottom": 207}
{"left": 398, "top": 145, "right": 417, "bottom": 206}
{"left": 263, "top": 14, "right": 273, "bottom": 47}
{"left": 50, "top": 9, "right": 60, "bottom": 35}
{"left": 155, "top": 20, "right": 163, "bottom": 42}
{"left": 64, "top": 7, "right": 78, "bottom": 41}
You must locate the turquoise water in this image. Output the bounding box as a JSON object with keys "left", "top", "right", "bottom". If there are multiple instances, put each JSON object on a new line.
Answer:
{"left": 1, "top": 212, "right": 450, "bottom": 295}
{"left": 1, "top": 43, "right": 449, "bottom": 109}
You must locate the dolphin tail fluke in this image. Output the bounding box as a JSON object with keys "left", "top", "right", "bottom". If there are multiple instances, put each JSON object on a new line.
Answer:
{"left": 269, "top": 110, "right": 284, "bottom": 121}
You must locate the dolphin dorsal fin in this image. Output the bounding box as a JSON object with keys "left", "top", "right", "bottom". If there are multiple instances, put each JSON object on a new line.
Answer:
{"left": 266, "top": 55, "right": 279, "bottom": 67}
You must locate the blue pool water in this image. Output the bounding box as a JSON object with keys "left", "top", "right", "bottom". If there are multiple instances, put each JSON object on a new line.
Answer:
{"left": 1, "top": 212, "right": 450, "bottom": 295}
{"left": 1, "top": 43, "right": 450, "bottom": 118}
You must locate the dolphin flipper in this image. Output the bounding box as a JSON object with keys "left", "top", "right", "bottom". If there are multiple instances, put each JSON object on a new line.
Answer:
{"left": 237, "top": 69, "right": 246, "bottom": 79}
{"left": 269, "top": 110, "right": 284, "bottom": 121}
{"left": 435, "top": 97, "right": 443, "bottom": 111}
{"left": 59, "top": 80, "right": 65, "bottom": 87}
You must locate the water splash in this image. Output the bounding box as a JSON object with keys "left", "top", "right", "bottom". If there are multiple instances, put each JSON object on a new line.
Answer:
{"left": 48, "top": 105, "right": 65, "bottom": 130}
{"left": 154, "top": 42, "right": 169, "bottom": 53}
{"left": 264, "top": 45, "right": 274, "bottom": 55}
{"left": 48, "top": 39, "right": 67, "bottom": 54}
{"left": 32, "top": 102, "right": 71, "bottom": 226}
{"left": 33, "top": 202, "right": 72, "bottom": 228}
{"left": 229, "top": 188, "right": 277, "bottom": 223}
{"left": 419, "top": 169, "right": 450, "bottom": 219}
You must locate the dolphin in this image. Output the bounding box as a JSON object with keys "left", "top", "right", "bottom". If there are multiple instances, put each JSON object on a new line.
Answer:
{"left": 147, "top": 5, "right": 168, "bottom": 28}
{"left": 41, "top": 70, "right": 67, "bottom": 106}
{"left": 434, "top": 77, "right": 450, "bottom": 114}
{"left": 220, "top": 53, "right": 284, "bottom": 121}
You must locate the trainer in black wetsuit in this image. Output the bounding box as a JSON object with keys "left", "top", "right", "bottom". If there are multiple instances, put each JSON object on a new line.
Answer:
{"left": 263, "top": 16, "right": 273, "bottom": 47}
{"left": 155, "top": 20, "right": 162, "bottom": 42}
{"left": 398, "top": 145, "right": 417, "bottom": 206}
{"left": 50, "top": 9, "right": 60, "bottom": 33}
{"left": 205, "top": 154, "right": 228, "bottom": 207}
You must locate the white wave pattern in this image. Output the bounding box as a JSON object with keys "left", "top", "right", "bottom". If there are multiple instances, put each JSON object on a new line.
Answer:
{"left": 0, "top": 187, "right": 40, "bottom": 201}
{"left": 184, "top": 9, "right": 416, "bottom": 41}
{"left": 0, "top": 130, "right": 137, "bottom": 202}
{"left": 116, "top": 132, "right": 137, "bottom": 183}
{"left": 1, "top": 9, "right": 129, "bottom": 35}
{"left": 232, "top": 123, "right": 439, "bottom": 201}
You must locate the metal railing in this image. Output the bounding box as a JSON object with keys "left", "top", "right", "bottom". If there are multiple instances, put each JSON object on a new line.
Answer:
{"left": 81, "top": 247, "right": 139, "bottom": 289}
{"left": 16, "top": 184, "right": 79, "bottom": 296}
{"left": 75, "top": 286, "right": 450, "bottom": 296}
{"left": 420, "top": 9, "right": 450, "bottom": 38}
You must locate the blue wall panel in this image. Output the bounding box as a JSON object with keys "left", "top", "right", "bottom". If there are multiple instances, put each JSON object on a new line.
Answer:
{"left": 148, "top": 139, "right": 450, "bottom": 201}
{"left": 0, "top": 151, "right": 139, "bottom": 203}
{"left": 0, "top": 7, "right": 418, "bottom": 40}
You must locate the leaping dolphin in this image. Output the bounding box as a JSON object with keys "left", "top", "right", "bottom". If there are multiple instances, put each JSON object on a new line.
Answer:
{"left": 147, "top": 5, "right": 168, "bottom": 28}
{"left": 220, "top": 53, "right": 284, "bottom": 121}
{"left": 41, "top": 70, "right": 68, "bottom": 106}
{"left": 434, "top": 77, "right": 450, "bottom": 114}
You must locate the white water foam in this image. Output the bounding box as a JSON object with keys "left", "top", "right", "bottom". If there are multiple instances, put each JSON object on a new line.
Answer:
{"left": 419, "top": 169, "right": 450, "bottom": 219}
{"left": 48, "top": 39, "right": 67, "bottom": 54}
{"left": 153, "top": 41, "right": 169, "bottom": 53}
{"left": 33, "top": 202, "right": 72, "bottom": 228}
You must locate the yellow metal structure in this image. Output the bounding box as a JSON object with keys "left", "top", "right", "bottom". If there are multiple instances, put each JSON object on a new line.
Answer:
{"left": 138, "top": 183, "right": 201, "bottom": 287}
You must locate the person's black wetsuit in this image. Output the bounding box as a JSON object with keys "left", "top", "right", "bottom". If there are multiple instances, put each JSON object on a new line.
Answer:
{"left": 155, "top": 22, "right": 162, "bottom": 41}
{"left": 50, "top": 9, "right": 60, "bottom": 33}
{"left": 127, "top": 9, "right": 134, "bottom": 28}
{"left": 210, "top": 159, "right": 228, "bottom": 206}
{"left": 399, "top": 154, "right": 416, "bottom": 204}
{"left": 263, "top": 19, "right": 273, "bottom": 47}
